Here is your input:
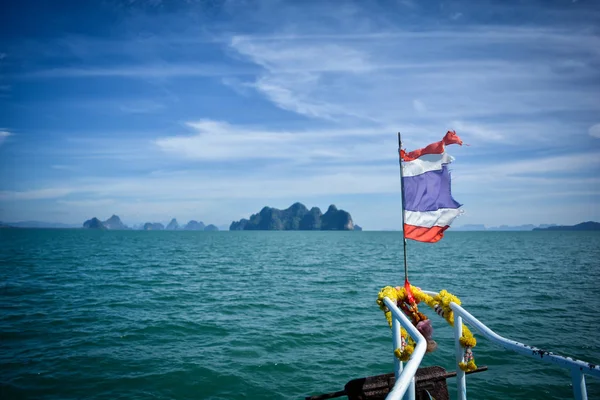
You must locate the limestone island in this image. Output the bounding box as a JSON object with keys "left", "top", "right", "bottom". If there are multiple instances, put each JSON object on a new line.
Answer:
{"left": 532, "top": 221, "right": 600, "bottom": 231}
{"left": 83, "top": 217, "right": 107, "bottom": 230}
{"left": 82, "top": 215, "right": 220, "bottom": 231}
{"left": 229, "top": 202, "right": 360, "bottom": 231}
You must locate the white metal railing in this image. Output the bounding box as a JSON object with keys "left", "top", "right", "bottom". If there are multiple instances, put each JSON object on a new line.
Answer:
{"left": 384, "top": 292, "right": 600, "bottom": 400}
{"left": 382, "top": 297, "right": 427, "bottom": 400}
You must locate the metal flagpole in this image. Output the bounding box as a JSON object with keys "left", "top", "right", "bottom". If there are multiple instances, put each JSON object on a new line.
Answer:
{"left": 397, "top": 132, "right": 408, "bottom": 282}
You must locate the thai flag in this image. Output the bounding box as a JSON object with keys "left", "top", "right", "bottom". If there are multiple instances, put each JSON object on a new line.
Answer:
{"left": 400, "top": 131, "right": 463, "bottom": 243}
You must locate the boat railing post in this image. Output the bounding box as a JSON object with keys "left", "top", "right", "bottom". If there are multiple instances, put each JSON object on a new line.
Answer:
{"left": 392, "top": 317, "right": 403, "bottom": 380}
{"left": 571, "top": 369, "right": 587, "bottom": 400}
{"left": 392, "top": 315, "right": 415, "bottom": 400}
{"left": 404, "top": 377, "right": 416, "bottom": 400}
{"left": 454, "top": 313, "right": 467, "bottom": 400}
{"left": 384, "top": 297, "right": 426, "bottom": 400}
{"left": 392, "top": 316, "right": 415, "bottom": 400}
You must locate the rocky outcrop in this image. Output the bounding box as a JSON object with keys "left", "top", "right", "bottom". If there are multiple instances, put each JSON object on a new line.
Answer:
{"left": 143, "top": 222, "right": 164, "bottom": 231}
{"left": 103, "top": 215, "right": 128, "bottom": 230}
{"left": 229, "top": 202, "right": 356, "bottom": 231}
{"left": 321, "top": 205, "right": 354, "bottom": 230}
{"left": 83, "top": 217, "right": 106, "bottom": 229}
{"left": 229, "top": 218, "right": 249, "bottom": 231}
{"left": 299, "top": 207, "right": 322, "bottom": 230}
{"left": 204, "top": 224, "right": 219, "bottom": 231}
{"left": 166, "top": 218, "right": 179, "bottom": 230}
{"left": 183, "top": 220, "right": 205, "bottom": 230}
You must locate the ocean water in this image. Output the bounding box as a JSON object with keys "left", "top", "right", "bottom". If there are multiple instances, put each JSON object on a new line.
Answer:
{"left": 1, "top": 230, "right": 599, "bottom": 400}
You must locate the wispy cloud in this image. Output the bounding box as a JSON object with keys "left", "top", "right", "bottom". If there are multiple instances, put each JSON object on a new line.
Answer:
{"left": 2, "top": 145, "right": 598, "bottom": 228}
{"left": 230, "top": 36, "right": 374, "bottom": 73}
{"left": 250, "top": 75, "right": 343, "bottom": 120}
{"left": 2, "top": 147, "right": 597, "bottom": 228}
{"left": 57, "top": 199, "right": 116, "bottom": 207}
{"left": 451, "top": 121, "right": 504, "bottom": 142}
{"left": 0, "top": 187, "right": 74, "bottom": 200}
{"left": 589, "top": 124, "right": 600, "bottom": 139}
{"left": 22, "top": 64, "right": 254, "bottom": 79}
{"left": 459, "top": 152, "right": 600, "bottom": 181}
{"left": 397, "top": 0, "right": 417, "bottom": 9}
{"left": 119, "top": 100, "right": 164, "bottom": 114}
{"left": 412, "top": 99, "right": 426, "bottom": 114}
{"left": 228, "top": 27, "right": 600, "bottom": 125}
{"left": 222, "top": 27, "right": 599, "bottom": 46}
{"left": 154, "top": 119, "right": 396, "bottom": 162}
{"left": 51, "top": 165, "right": 77, "bottom": 170}
{"left": 0, "top": 130, "right": 11, "bottom": 146}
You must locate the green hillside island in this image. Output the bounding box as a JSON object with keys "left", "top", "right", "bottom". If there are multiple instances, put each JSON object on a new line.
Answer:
{"left": 229, "top": 202, "right": 362, "bottom": 231}
{"left": 82, "top": 215, "right": 219, "bottom": 231}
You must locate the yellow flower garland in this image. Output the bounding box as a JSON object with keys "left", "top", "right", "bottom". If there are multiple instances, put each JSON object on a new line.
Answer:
{"left": 377, "top": 285, "right": 478, "bottom": 372}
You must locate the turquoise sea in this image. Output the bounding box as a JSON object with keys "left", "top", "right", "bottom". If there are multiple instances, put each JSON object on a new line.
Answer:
{"left": 1, "top": 230, "right": 599, "bottom": 400}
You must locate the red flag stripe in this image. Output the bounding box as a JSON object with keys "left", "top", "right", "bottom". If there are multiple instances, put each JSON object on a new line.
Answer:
{"left": 403, "top": 224, "right": 450, "bottom": 243}
{"left": 400, "top": 130, "right": 463, "bottom": 162}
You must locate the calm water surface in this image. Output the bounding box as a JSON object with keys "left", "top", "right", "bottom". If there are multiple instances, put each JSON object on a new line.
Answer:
{"left": 1, "top": 230, "right": 599, "bottom": 399}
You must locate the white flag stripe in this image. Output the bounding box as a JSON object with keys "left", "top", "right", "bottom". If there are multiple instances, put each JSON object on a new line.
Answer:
{"left": 402, "top": 152, "right": 454, "bottom": 177}
{"left": 405, "top": 208, "right": 463, "bottom": 228}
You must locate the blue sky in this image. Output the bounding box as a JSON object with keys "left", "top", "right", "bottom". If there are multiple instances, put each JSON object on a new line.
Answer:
{"left": 0, "top": 0, "right": 599, "bottom": 230}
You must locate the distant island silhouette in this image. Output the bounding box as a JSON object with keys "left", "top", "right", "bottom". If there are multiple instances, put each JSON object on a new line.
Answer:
{"left": 454, "top": 223, "right": 557, "bottom": 231}
{"left": 532, "top": 221, "right": 600, "bottom": 231}
{"left": 83, "top": 217, "right": 106, "bottom": 230}
{"left": 453, "top": 222, "right": 599, "bottom": 231}
{"left": 229, "top": 202, "right": 359, "bottom": 231}
{"left": 1, "top": 217, "right": 598, "bottom": 232}
{"left": 81, "top": 215, "right": 220, "bottom": 231}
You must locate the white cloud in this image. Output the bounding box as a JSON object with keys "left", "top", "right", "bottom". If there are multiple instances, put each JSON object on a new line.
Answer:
{"left": 0, "top": 168, "right": 397, "bottom": 205}
{"left": 227, "top": 27, "right": 600, "bottom": 126}
{"left": 412, "top": 99, "right": 426, "bottom": 114}
{"left": 57, "top": 199, "right": 116, "bottom": 207}
{"left": 451, "top": 121, "right": 504, "bottom": 141}
{"left": 156, "top": 119, "right": 297, "bottom": 160}
{"left": 589, "top": 123, "right": 600, "bottom": 138}
{"left": 229, "top": 36, "right": 382, "bottom": 120}
{"left": 251, "top": 74, "right": 342, "bottom": 120}
{"left": 23, "top": 64, "right": 253, "bottom": 79}
{"left": 0, "top": 188, "right": 73, "bottom": 200}
{"left": 230, "top": 36, "right": 374, "bottom": 73}
{"left": 51, "top": 165, "right": 76, "bottom": 170}
{"left": 152, "top": 117, "right": 569, "bottom": 164}
{"left": 2, "top": 147, "right": 598, "bottom": 228}
{"left": 398, "top": 0, "right": 416, "bottom": 8}
{"left": 4, "top": 150, "right": 597, "bottom": 203}
{"left": 155, "top": 119, "right": 400, "bottom": 162}
{"left": 457, "top": 152, "right": 600, "bottom": 185}
{"left": 0, "top": 130, "right": 11, "bottom": 146}
{"left": 119, "top": 100, "right": 164, "bottom": 114}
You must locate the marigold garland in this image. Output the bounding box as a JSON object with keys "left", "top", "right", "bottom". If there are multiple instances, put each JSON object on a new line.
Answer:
{"left": 377, "top": 285, "right": 478, "bottom": 372}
